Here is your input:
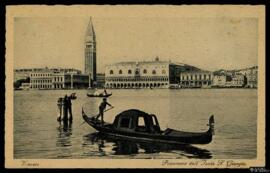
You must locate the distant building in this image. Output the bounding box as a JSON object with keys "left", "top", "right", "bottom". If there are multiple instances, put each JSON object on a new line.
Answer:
{"left": 52, "top": 73, "right": 89, "bottom": 89}
{"left": 212, "top": 75, "right": 227, "bottom": 87}
{"left": 96, "top": 73, "right": 105, "bottom": 88}
{"left": 105, "top": 57, "right": 200, "bottom": 89}
{"left": 85, "top": 17, "right": 97, "bottom": 84}
{"left": 246, "top": 70, "right": 258, "bottom": 88}
{"left": 28, "top": 67, "right": 89, "bottom": 89}
{"left": 180, "top": 71, "right": 213, "bottom": 88}
{"left": 237, "top": 66, "right": 258, "bottom": 88}
{"left": 230, "top": 74, "right": 246, "bottom": 87}
{"left": 212, "top": 72, "right": 246, "bottom": 88}
{"left": 15, "top": 68, "right": 82, "bottom": 82}
{"left": 29, "top": 68, "right": 53, "bottom": 89}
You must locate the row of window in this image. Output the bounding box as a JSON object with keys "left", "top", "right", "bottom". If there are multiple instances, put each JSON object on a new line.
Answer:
{"left": 31, "top": 77, "right": 65, "bottom": 82}
{"left": 15, "top": 69, "right": 33, "bottom": 72}
{"left": 106, "top": 83, "right": 169, "bottom": 87}
{"left": 181, "top": 74, "right": 211, "bottom": 80}
{"left": 31, "top": 85, "right": 52, "bottom": 89}
{"left": 31, "top": 79, "right": 52, "bottom": 83}
{"left": 31, "top": 73, "right": 52, "bottom": 77}
{"left": 31, "top": 84, "right": 66, "bottom": 89}
{"left": 54, "top": 84, "right": 64, "bottom": 89}
{"left": 106, "top": 77, "right": 169, "bottom": 82}
{"left": 181, "top": 81, "right": 212, "bottom": 85}
{"left": 53, "top": 77, "right": 63, "bottom": 82}
{"left": 109, "top": 69, "right": 167, "bottom": 75}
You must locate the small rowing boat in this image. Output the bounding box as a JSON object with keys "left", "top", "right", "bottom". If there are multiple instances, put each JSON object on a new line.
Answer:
{"left": 82, "top": 109, "right": 214, "bottom": 145}
{"left": 87, "top": 93, "right": 112, "bottom": 98}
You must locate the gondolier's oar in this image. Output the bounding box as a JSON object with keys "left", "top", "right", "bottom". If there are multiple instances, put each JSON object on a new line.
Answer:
{"left": 92, "top": 106, "right": 114, "bottom": 118}
{"left": 79, "top": 106, "right": 114, "bottom": 127}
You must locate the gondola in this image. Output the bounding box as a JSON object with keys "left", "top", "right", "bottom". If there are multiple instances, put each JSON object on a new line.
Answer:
{"left": 87, "top": 93, "right": 112, "bottom": 98}
{"left": 82, "top": 108, "right": 215, "bottom": 145}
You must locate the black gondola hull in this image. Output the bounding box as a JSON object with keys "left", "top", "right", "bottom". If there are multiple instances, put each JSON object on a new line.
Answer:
{"left": 82, "top": 112, "right": 214, "bottom": 145}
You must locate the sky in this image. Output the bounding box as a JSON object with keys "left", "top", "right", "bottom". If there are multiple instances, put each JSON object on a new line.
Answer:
{"left": 14, "top": 17, "right": 258, "bottom": 72}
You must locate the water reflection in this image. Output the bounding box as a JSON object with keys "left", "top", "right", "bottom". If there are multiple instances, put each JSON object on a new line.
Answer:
{"left": 113, "top": 141, "right": 139, "bottom": 155}
{"left": 83, "top": 132, "right": 212, "bottom": 159}
{"left": 56, "top": 121, "right": 73, "bottom": 148}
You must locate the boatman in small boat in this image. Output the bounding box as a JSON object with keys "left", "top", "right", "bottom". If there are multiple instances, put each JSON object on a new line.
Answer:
{"left": 96, "top": 98, "right": 113, "bottom": 126}
{"left": 103, "top": 88, "right": 107, "bottom": 95}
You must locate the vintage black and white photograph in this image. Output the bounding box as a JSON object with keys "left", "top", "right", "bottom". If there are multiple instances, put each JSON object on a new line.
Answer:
{"left": 5, "top": 5, "right": 265, "bottom": 168}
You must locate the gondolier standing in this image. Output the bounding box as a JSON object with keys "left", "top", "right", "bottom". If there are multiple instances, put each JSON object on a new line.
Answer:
{"left": 96, "top": 98, "right": 113, "bottom": 126}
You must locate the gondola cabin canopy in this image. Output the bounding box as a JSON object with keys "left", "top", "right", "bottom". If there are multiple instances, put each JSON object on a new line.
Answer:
{"left": 112, "top": 109, "right": 160, "bottom": 133}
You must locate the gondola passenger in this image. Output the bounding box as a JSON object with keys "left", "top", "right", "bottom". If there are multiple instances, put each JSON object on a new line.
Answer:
{"left": 94, "top": 88, "right": 99, "bottom": 96}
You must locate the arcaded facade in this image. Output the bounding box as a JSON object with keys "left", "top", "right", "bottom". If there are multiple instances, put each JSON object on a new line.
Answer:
{"left": 105, "top": 58, "right": 199, "bottom": 89}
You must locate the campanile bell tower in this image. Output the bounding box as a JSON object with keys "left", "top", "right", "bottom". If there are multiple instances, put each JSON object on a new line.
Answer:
{"left": 85, "top": 17, "right": 96, "bottom": 82}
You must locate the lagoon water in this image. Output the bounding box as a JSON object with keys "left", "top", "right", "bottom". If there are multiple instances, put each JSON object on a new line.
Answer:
{"left": 13, "top": 89, "right": 257, "bottom": 159}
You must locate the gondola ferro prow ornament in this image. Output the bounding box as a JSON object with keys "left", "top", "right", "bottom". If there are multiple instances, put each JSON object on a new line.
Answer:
{"left": 207, "top": 115, "right": 215, "bottom": 135}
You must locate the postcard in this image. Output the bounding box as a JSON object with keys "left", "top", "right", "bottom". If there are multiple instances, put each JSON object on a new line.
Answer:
{"left": 5, "top": 5, "right": 265, "bottom": 169}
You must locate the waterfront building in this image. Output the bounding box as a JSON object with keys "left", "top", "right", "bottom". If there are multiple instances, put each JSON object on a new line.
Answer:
{"left": 230, "top": 73, "right": 246, "bottom": 87}
{"left": 238, "top": 66, "right": 258, "bottom": 88}
{"left": 105, "top": 57, "right": 200, "bottom": 89}
{"left": 29, "top": 68, "right": 53, "bottom": 89}
{"left": 29, "top": 67, "right": 88, "bottom": 89}
{"left": 246, "top": 70, "right": 258, "bottom": 88}
{"left": 52, "top": 73, "right": 89, "bottom": 89}
{"left": 212, "top": 74, "right": 227, "bottom": 87}
{"left": 96, "top": 73, "right": 105, "bottom": 88}
{"left": 212, "top": 72, "right": 246, "bottom": 88}
{"left": 51, "top": 73, "right": 65, "bottom": 89}
{"left": 180, "top": 71, "right": 213, "bottom": 88}
{"left": 85, "top": 17, "right": 97, "bottom": 84}
{"left": 15, "top": 68, "right": 82, "bottom": 81}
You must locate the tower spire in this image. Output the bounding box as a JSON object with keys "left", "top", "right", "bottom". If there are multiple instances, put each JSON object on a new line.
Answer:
{"left": 86, "top": 17, "right": 95, "bottom": 39}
